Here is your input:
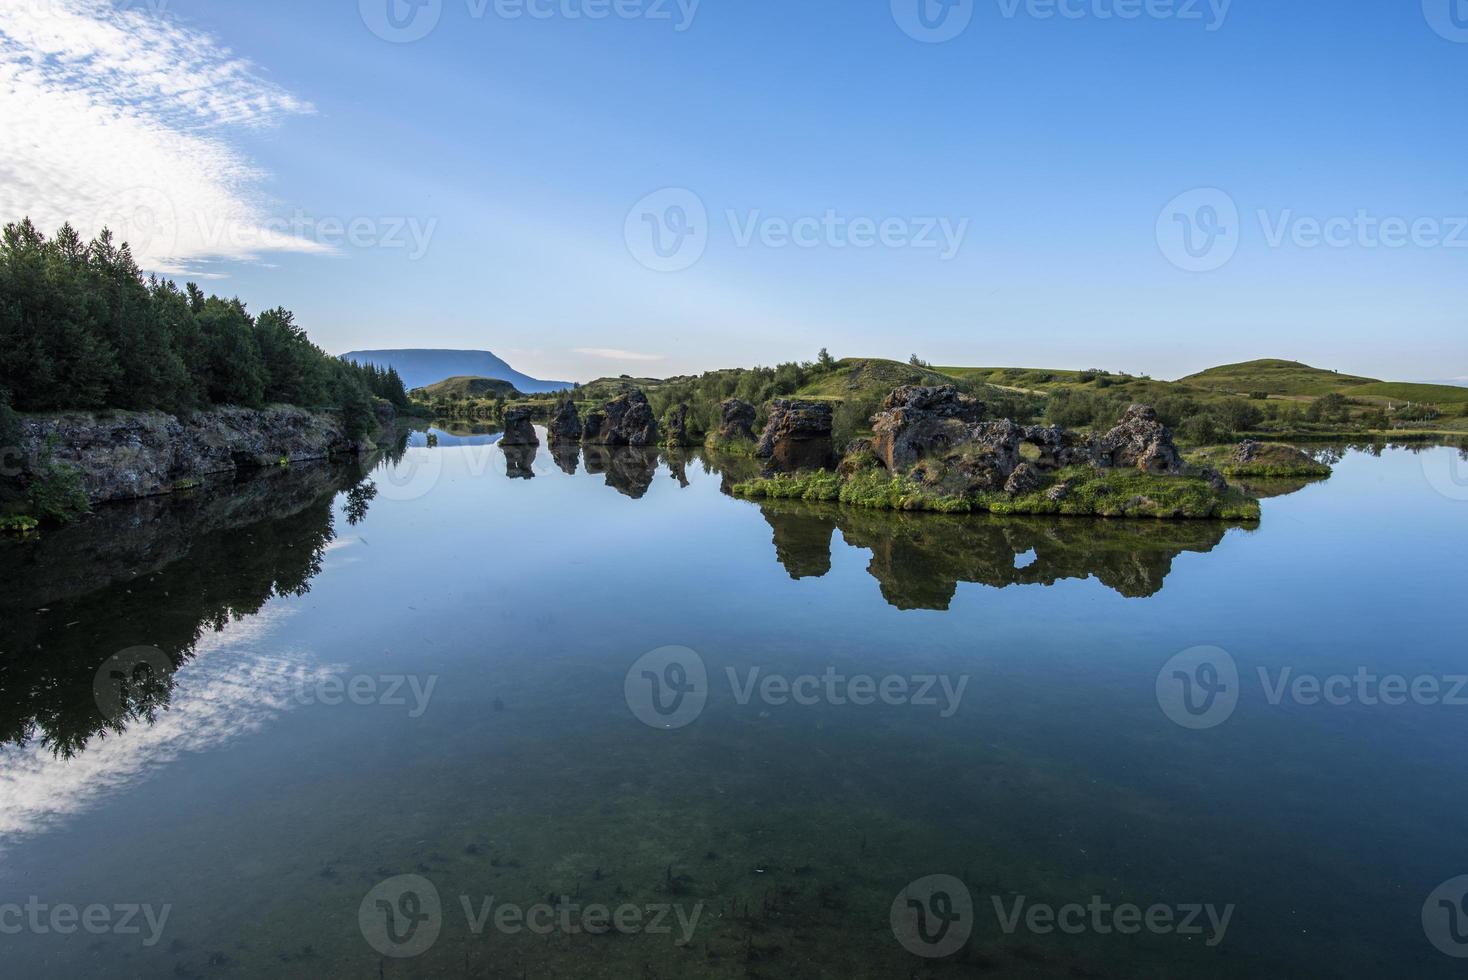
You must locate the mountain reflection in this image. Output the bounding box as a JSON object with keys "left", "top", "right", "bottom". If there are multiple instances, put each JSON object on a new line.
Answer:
{"left": 0, "top": 458, "right": 377, "bottom": 758}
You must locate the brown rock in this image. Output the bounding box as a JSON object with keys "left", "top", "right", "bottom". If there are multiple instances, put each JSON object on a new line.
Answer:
{"left": 548, "top": 401, "right": 582, "bottom": 444}
{"left": 756, "top": 399, "right": 835, "bottom": 472}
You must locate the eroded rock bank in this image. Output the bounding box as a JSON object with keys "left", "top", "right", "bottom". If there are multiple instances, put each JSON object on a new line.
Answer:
{"left": 13, "top": 405, "right": 384, "bottom": 505}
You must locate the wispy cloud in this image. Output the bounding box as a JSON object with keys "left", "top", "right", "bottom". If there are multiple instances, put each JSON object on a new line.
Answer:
{"left": 572, "top": 347, "right": 665, "bottom": 362}
{"left": 0, "top": 0, "right": 323, "bottom": 274}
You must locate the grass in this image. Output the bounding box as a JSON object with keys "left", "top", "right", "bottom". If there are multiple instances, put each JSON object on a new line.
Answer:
{"left": 1347, "top": 382, "right": 1468, "bottom": 405}
{"left": 1177, "top": 358, "right": 1378, "bottom": 396}
{"left": 792, "top": 358, "right": 963, "bottom": 400}
{"left": 1187, "top": 443, "right": 1333, "bottom": 478}
{"left": 734, "top": 465, "right": 1260, "bottom": 521}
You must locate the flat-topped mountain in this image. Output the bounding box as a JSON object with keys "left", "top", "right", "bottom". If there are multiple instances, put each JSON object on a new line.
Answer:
{"left": 340, "top": 349, "right": 572, "bottom": 393}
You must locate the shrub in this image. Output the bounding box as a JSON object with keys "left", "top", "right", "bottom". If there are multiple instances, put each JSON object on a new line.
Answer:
{"left": 28, "top": 439, "right": 90, "bottom": 524}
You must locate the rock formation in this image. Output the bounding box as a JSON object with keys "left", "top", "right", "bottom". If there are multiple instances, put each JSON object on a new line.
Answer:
{"left": 548, "top": 401, "right": 582, "bottom": 444}
{"left": 14, "top": 406, "right": 376, "bottom": 505}
{"left": 583, "top": 390, "right": 658, "bottom": 447}
{"left": 870, "top": 385, "right": 985, "bottom": 471}
{"left": 580, "top": 410, "right": 606, "bottom": 444}
{"left": 1092, "top": 404, "right": 1185, "bottom": 475}
{"left": 713, "top": 398, "right": 757, "bottom": 444}
{"left": 857, "top": 395, "right": 1194, "bottom": 497}
{"left": 500, "top": 408, "right": 539, "bottom": 447}
{"left": 756, "top": 399, "right": 835, "bottom": 472}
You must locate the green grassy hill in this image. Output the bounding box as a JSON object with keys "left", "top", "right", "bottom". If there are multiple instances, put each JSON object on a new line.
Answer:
{"left": 1346, "top": 382, "right": 1468, "bottom": 405}
{"left": 413, "top": 376, "right": 522, "bottom": 400}
{"left": 794, "top": 358, "right": 963, "bottom": 401}
{"left": 1177, "top": 359, "right": 1378, "bottom": 397}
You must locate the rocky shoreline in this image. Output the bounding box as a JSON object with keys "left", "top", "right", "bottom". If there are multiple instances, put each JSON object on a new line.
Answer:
{"left": 11, "top": 405, "right": 388, "bottom": 505}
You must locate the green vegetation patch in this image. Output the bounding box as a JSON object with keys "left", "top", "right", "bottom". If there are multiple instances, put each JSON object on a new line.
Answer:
{"left": 1178, "top": 358, "right": 1377, "bottom": 397}
{"left": 1187, "top": 443, "right": 1333, "bottom": 478}
{"left": 735, "top": 465, "right": 1259, "bottom": 521}
{"left": 1347, "top": 382, "right": 1468, "bottom": 405}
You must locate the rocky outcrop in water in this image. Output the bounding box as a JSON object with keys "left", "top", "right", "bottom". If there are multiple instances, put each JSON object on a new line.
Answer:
{"left": 665, "top": 403, "right": 691, "bottom": 446}
{"left": 861, "top": 394, "right": 1190, "bottom": 496}
{"left": 548, "top": 401, "right": 582, "bottom": 445}
{"left": 14, "top": 406, "right": 376, "bottom": 505}
{"left": 1092, "top": 405, "right": 1185, "bottom": 475}
{"left": 871, "top": 385, "right": 985, "bottom": 471}
{"left": 756, "top": 399, "right": 835, "bottom": 472}
{"left": 583, "top": 390, "right": 658, "bottom": 447}
{"left": 500, "top": 408, "right": 539, "bottom": 447}
{"left": 711, "top": 398, "right": 757, "bottom": 446}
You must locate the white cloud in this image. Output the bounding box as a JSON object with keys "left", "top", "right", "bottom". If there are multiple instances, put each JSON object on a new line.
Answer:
{"left": 0, "top": 0, "right": 324, "bottom": 274}
{"left": 572, "top": 347, "right": 665, "bottom": 362}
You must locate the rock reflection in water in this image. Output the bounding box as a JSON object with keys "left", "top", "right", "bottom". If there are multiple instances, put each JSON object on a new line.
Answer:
{"left": 502, "top": 444, "right": 537, "bottom": 479}
{"left": 755, "top": 498, "right": 1234, "bottom": 608}
{"left": 582, "top": 446, "right": 659, "bottom": 499}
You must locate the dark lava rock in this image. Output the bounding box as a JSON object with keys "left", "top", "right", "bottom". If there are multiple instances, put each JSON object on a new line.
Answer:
{"left": 500, "top": 408, "right": 539, "bottom": 447}
{"left": 580, "top": 410, "right": 606, "bottom": 444}
{"left": 870, "top": 385, "right": 985, "bottom": 471}
{"left": 584, "top": 390, "right": 658, "bottom": 447}
{"left": 548, "top": 401, "right": 582, "bottom": 445}
{"left": 715, "top": 398, "right": 757, "bottom": 443}
{"left": 1093, "top": 405, "right": 1185, "bottom": 475}
{"left": 756, "top": 399, "right": 835, "bottom": 472}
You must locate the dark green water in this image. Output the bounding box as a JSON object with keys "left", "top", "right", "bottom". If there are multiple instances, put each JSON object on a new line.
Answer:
{"left": 2, "top": 433, "right": 1466, "bottom": 978}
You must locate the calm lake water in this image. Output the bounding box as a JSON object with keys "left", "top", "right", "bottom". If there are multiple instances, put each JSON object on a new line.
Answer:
{"left": 2, "top": 432, "right": 1466, "bottom": 978}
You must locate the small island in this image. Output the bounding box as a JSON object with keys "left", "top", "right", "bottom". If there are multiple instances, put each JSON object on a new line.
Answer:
{"left": 729, "top": 387, "right": 1261, "bottom": 521}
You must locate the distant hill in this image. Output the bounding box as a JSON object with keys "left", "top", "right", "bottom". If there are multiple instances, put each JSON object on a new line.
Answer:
{"left": 1177, "top": 359, "right": 1378, "bottom": 397}
{"left": 1347, "top": 381, "right": 1468, "bottom": 405}
{"left": 340, "top": 349, "right": 572, "bottom": 393}
{"left": 414, "top": 376, "right": 522, "bottom": 400}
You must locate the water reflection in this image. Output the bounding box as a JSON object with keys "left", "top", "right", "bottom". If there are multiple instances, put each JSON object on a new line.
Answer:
{"left": 756, "top": 499, "right": 1234, "bottom": 607}
{"left": 0, "top": 458, "right": 377, "bottom": 758}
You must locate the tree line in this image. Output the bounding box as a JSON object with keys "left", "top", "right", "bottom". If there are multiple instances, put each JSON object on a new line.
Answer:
{"left": 0, "top": 219, "right": 409, "bottom": 441}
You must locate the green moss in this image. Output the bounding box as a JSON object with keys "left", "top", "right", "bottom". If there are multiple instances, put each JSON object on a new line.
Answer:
{"left": 735, "top": 465, "right": 1260, "bottom": 521}
{"left": 0, "top": 514, "right": 39, "bottom": 535}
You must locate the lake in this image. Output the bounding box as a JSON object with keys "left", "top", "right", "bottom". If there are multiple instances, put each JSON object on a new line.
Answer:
{"left": 2, "top": 433, "right": 1466, "bottom": 978}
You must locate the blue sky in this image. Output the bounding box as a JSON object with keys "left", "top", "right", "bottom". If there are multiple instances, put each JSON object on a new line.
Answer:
{"left": 2, "top": 0, "right": 1465, "bottom": 383}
